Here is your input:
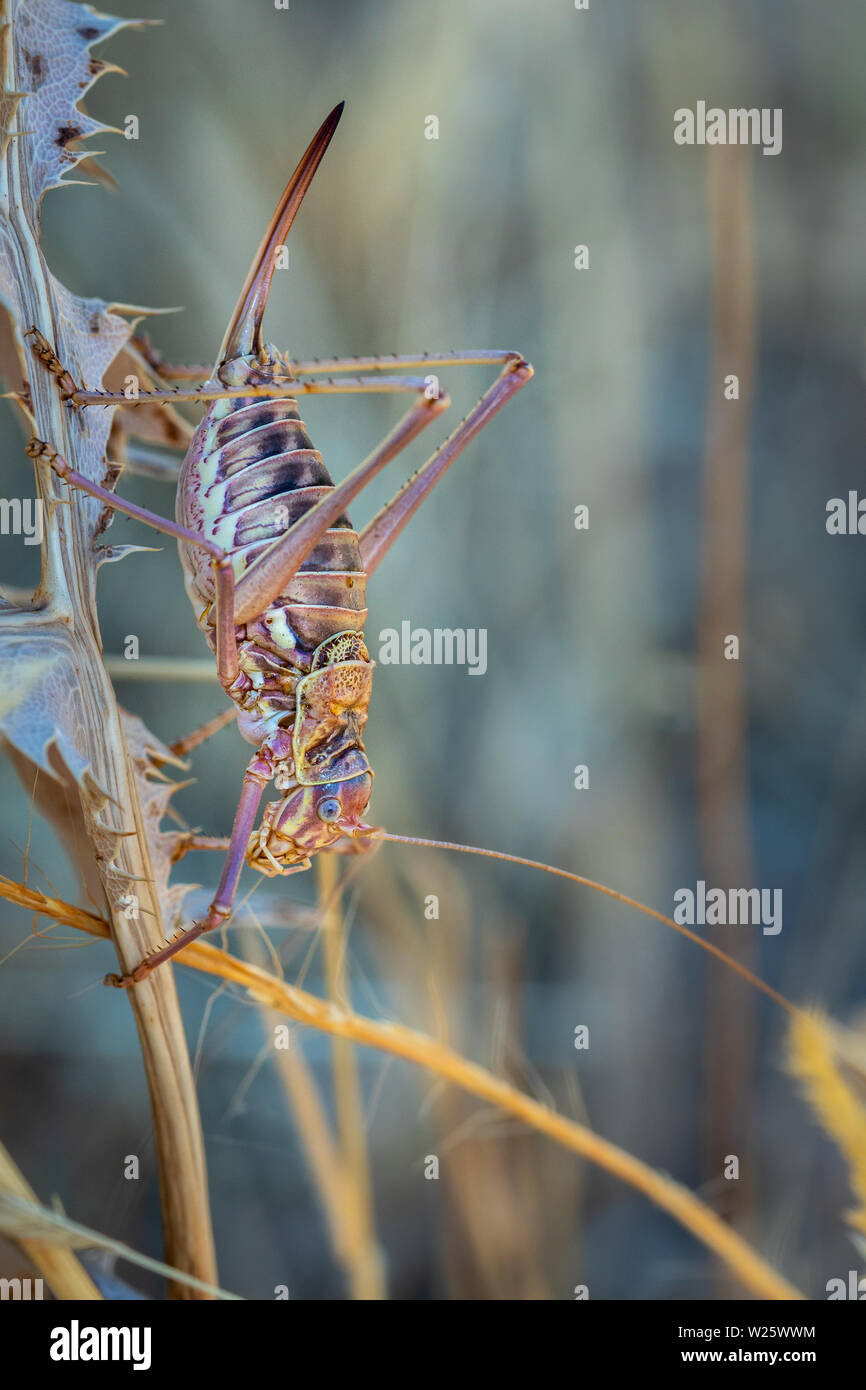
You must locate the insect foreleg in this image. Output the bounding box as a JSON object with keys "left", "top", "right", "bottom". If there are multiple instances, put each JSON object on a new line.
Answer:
{"left": 26, "top": 438, "right": 222, "bottom": 555}
{"left": 70, "top": 373, "right": 453, "bottom": 408}
{"left": 360, "top": 356, "right": 533, "bottom": 575}
{"left": 25, "top": 328, "right": 287, "bottom": 409}
{"left": 106, "top": 757, "right": 269, "bottom": 987}
{"left": 288, "top": 349, "right": 527, "bottom": 375}
{"left": 67, "top": 382, "right": 304, "bottom": 408}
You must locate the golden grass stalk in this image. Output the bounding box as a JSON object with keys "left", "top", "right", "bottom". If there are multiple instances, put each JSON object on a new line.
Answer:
{"left": 163, "top": 939, "right": 807, "bottom": 1299}
{"left": 242, "top": 932, "right": 356, "bottom": 1286}
{"left": 0, "top": 874, "right": 803, "bottom": 1299}
{"left": 316, "top": 855, "right": 385, "bottom": 1300}
{"left": 0, "top": 3, "right": 218, "bottom": 1292}
{"left": 0, "top": 1187, "right": 239, "bottom": 1300}
{"left": 786, "top": 1010, "right": 866, "bottom": 1237}
{"left": 698, "top": 144, "right": 758, "bottom": 1256}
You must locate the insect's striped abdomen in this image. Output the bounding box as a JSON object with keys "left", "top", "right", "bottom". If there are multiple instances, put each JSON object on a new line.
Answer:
{"left": 176, "top": 384, "right": 372, "bottom": 754}
{"left": 177, "top": 392, "right": 368, "bottom": 657}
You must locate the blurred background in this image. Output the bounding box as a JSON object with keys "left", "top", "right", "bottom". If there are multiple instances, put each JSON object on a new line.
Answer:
{"left": 1, "top": 0, "right": 865, "bottom": 1299}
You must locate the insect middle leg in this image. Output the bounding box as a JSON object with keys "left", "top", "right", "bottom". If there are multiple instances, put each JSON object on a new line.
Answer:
{"left": 170, "top": 706, "right": 238, "bottom": 758}
{"left": 25, "top": 438, "right": 241, "bottom": 692}
{"left": 105, "top": 755, "right": 272, "bottom": 988}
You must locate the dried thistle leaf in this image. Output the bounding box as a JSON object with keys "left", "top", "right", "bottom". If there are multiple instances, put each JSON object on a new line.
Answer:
{"left": 0, "top": 629, "right": 90, "bottom": 778}
{"left": 105, "top": 337, "right": 194, "bottom": 452}
{"left": 8, "top": 0, "right": 140, "bottom": 207}
{"left": 0, "top": 6, "right": 153, "bottom": 771}
{"left": 0, "top": 1, "right": 217, "bottom": 1294}
{"left": 120, "top": 707, "right": 198, "bottom": 929}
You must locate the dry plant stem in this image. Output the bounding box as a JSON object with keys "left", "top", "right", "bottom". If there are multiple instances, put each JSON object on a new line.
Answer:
{"left": 19, "top": 421, "right": 218, "bottom": 1291}
{"left": 242, "top": 933, "right": 349, "bottom": 1279}
{"left": 0, "top": 1141, "right": 101, "bottom": 1300}
{"left": 105, "top": 656, "right": 218, "bottom": 682}
{"left": 0, "top": 11, "right": 217, "bottom": 1297}
{"left": 107, "top": 758, "right": 217, "bottom": 1297}
{"left": 9, "top": 887, "right": 802, "bottom": 1299}
{"left": 699, "top": 145, "right": 758, "bottom": 1247}
{"left": 317, "top": 855, "right": 385, "bottom": 1300}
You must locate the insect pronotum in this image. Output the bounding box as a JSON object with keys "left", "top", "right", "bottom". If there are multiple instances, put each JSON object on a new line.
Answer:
{"left": 26, "top": 103, "right": 532, "bottom": 988}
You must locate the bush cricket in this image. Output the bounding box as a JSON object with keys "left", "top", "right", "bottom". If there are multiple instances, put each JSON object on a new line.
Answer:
{"left": 25, "top": 102, "right": 532, "bottom": 987}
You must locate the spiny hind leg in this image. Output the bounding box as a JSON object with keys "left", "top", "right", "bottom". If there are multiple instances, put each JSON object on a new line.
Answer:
{"left": 271, "top": 349, "right": 534, "bottom": 573}
{"left": 229, "top": 383, "right": 451, "bottom": 623}
{"left": 109, "top": 364, "right": 447, "bottom": 483}
{"left": 360, "top": 356, "right": 533, "bottom": 574}
{"left": 25, "top": 437, "right": 240, "bottom": 691}
{"left": 227, "top": 353, "right": 532, "bottom": 619}
{"left": 124, "top": 345, "right": 530, "bottom": 386}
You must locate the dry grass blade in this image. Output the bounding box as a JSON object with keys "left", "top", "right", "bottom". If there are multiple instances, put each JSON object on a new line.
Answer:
{"left": 189, "top": 944, "right": 803, "bottom": 1300}
{"left": 0, "top": 2, "right": 217, "bottom": 1296}
{"left": 241, "top": 930, "right": 352, "bottom": 1288}
{"left": 0, "top": 875, "right": 803, "bottom": 1299}
{"left": 317, "top": 855, "right": 385, "bottom": 1300}
{"left": 0, "top": 1188, "right": 240, "bottom": 1301}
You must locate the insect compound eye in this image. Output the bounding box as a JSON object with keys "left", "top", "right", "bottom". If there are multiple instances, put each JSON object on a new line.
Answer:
{"left": 317, "top": 797, "right": 341, "bottom": 824}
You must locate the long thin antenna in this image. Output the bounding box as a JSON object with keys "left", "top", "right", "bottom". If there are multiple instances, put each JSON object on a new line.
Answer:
{"left": 358, "top": 830, "right": 796, "bottom": 1016}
